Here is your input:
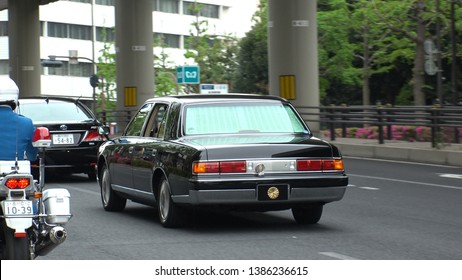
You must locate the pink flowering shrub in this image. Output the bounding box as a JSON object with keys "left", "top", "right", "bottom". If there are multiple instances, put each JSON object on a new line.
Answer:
{"left": 322, "top": 125, "right": 461, "bottom": 144}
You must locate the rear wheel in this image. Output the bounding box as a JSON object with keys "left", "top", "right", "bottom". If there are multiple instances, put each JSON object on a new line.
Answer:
{"left": 1, "top": 221, "right": 31, "bottom": 260}
{"left": 157, "top": 177, "right": 187, "bottom": 228}
{"left": 100, "top": 164, "right": 126, "bottom": 211}
{"left": 292, "top": 204, "right": 323, "bottom": 225}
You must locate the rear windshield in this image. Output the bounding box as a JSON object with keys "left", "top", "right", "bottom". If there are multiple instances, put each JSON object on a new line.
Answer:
{"left": 18, "top": 101, "right": 93, "bottom": 123}
{"left": 183, "top": 102, "right": 308, "bottom": 135}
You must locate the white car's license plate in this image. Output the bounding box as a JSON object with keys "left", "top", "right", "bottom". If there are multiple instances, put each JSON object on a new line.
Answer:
{"left": 53, "top": 134, "right": 74, "bottom": 145}
{"left": 3, "top": 200, "right": 33, "bottom": 215}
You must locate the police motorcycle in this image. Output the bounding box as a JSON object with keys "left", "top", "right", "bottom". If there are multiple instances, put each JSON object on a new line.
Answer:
{"left": 0, "top": 127, "right": 72, "bottom": 260}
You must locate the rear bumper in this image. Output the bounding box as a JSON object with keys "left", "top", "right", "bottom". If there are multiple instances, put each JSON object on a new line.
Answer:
{"left": 171, "top": 174, "right": 348, "bottom": 206}
{"left": 32, "top": 147, "right": 98, "bottom": 173}
{"left": 172, "top": 186, "right": 346, "bottom": 205}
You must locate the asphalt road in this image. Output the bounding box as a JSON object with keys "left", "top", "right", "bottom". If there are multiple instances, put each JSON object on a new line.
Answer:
{"left": 38, "top": 157, "right": 462, "bottom": 260}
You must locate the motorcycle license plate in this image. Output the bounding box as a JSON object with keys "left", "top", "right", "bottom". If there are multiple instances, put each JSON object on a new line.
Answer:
{"left": 53, "top": 134, "right": 74, "bottom": 145}
{"left": 3, "top": 200, "right": 33, "bottom": 215}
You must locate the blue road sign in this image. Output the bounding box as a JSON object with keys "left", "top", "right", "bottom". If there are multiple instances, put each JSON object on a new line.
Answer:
{"left": 177, "top": 65, "right": 200, "bottom": 84}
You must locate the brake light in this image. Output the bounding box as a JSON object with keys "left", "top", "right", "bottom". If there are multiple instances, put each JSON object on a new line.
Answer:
{"left": 296, "top": 160, "right": 322, "bottom": 171}
{"left": 296, "top": 159, "right": 344, "bottom": 171}
{"left": 193, "top": 161, "right": 246, "bottom": 174}
{"left": 219, "top": 161, "right": 247, "bottom": 173}
{"left": 5, "top": 178, "right": 31, "bottom": 189}
{"left": 32, "top": 127, "right": 51, "bottom": 142}
{"left": 14, "top": 232, "right": 27, "bottom": 238}
{"left": 84, "top": 130, "right": 104, "bottom": 141}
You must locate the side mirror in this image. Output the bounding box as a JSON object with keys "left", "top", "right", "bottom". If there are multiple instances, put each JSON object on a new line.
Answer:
{"left": 32, "top": 127, "right": 52, "bottom": 148}
{"left": 98, "top": 126, "right": 109, "bottom": 135}
{"left": 98, "top": 126, "right": 110, "bottom": 140}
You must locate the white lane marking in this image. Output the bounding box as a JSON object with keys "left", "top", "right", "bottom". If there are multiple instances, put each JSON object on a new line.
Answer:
{"left": 319, "top": 252, "right": 359, "bottom": 260}
{"left": 439, "top": 174, "right": 462, "bottom": 180}
{"left": 350, "top": 174, "right": 462, "bottom": 190}
{"left": 349, "top": 184, "right": 380, "bottom": 190}
{"left": 358, "top": 186, "right": 380, "bottom": 191}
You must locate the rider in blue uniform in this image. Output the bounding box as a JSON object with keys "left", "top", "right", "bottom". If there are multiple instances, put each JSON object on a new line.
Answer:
{"left": 0, "top": 76, "right": 37, "bottom": 161}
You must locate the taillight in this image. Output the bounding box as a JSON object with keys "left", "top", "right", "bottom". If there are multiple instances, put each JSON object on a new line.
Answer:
{"left": 84, "top": 130, "right": 104, "bottom": 141}
{"left": 193, "top": 161, "right": 246, "bottom": 174}
{"left": 5, "top": 178, "right": 31, "bottom": 189}
{"left": 32, "top": 127, "right": 51, "bottom": 142}
{"left": 296, "top": 159, "right": 344, "bottom": 171}
{"left": 296, "top": 160, "right": 322, "bottom": 171}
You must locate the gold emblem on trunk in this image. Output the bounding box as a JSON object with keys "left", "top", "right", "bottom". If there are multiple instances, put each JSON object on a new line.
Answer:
{"left": 267, "top": 186, "right": 280, "bottom": 199}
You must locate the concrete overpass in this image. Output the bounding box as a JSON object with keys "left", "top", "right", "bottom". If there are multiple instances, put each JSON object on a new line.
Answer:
{"left": 1, "top": 0, "right": 320, "bottom": 132}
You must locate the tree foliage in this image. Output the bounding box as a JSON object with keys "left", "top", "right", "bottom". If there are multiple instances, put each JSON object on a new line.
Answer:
{"left": 184, "top": 1, "right": 239, "bottom": 92}
{"left": 232, "top": 0, "right": 269, "bottom": 94}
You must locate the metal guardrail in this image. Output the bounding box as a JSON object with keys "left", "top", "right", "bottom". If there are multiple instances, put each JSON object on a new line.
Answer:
{"left": 96, "top": 105, "right": 462, "bottom": 148}
{"left": 296, "top": 105, "right": 462, "bottom": 148}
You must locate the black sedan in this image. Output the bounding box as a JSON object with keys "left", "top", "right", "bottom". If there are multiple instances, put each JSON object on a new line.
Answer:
{"left": 18, "top": 97, "right": 106, "bottom": 180}
{"left": 97, "top": 94, "right": 348, "bottom": 227}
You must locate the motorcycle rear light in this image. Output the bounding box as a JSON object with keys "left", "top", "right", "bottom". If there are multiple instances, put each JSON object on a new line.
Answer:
{"left": 193, "top": 161, "right": 246, "bottom": 174}
{"left": 14, "top": 232, "right": 27, "bottom": 238}
{"left": 5, "top": 178, "right": 31, "bottom": 189}
{"left": 84, "top": 130, "right": 104, "bottom": 142}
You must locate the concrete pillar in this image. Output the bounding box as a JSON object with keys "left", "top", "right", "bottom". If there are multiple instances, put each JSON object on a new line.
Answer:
{"left": 268, "top": 0, "right": 320, "bottom": 133}
{"left": 8, "top": 0, "right": 41, "bottom": 98}
{"left": 114, "top": 0, "right": 154, "bottom": 121}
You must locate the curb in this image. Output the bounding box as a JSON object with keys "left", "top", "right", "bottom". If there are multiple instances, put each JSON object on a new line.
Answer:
{"left": 329, "top": 141, "right": 462, "bottom": 167}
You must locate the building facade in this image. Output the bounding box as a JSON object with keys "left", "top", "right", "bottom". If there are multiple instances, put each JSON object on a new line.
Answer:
{"left": 0, "top": 0, "right": 258, "bottom": 98}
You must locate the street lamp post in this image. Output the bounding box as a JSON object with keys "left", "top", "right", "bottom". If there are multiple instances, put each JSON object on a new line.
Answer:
{"left": 42, "top": 54, "right": 99, "bottom": 113}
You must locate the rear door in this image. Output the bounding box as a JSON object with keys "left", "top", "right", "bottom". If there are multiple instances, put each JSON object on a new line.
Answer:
{"left": 132, "top": 103, "right": 169, "bottom": 193}
{"left": 110, "top": 102, "right": 154, "bottom": 189}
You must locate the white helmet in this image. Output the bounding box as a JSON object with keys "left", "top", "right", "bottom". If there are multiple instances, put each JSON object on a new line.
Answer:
{"left": 0, "top": 76, "right": 19, "bottom": 110}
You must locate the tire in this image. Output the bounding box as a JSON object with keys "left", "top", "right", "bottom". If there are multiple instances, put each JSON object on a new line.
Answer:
{"left": 1, "top": 221, "right": 31, "bottom": 260}
{"left": 291, "top": 204, "right": 323, "bottom": 225}
{"left": 157, "top": 177, "right": 187, "bottom": 228}
{"left": 100, "top": 165, "right": 126, "bottom": 211}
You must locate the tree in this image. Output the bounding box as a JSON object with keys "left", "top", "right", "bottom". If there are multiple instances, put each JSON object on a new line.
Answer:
{"left": 154, "top": 35, "right": 179, "bottom": 96}
{"left": 232, "top": 0, "right": 268, "bottom": 94}
{"left": 96, "top": 28, "right": 117, "bottom": 113}
{"left": 318, "top": 0, "right": 361, "bottom": 104}
{"left": 184, "top": 1, "right": 239, "bottom": 92}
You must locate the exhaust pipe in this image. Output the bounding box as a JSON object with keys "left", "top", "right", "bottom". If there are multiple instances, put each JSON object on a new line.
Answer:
{"left": 35, "top": 226, "right": 67, "bottom": 256}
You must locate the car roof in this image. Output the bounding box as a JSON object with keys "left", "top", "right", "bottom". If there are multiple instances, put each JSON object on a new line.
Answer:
{"left": 145, "top": 94, "right": 289, "bottom": 104}
{"left": 18, "top": 96, "right": 83, "bottom": 104}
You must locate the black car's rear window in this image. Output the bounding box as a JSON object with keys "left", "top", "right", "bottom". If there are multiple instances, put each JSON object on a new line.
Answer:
{"left": 183, "top": 102, "right": 308, "bottom": 135}
{"left": 18, "top": 100, "right": 93, "bottom": 123}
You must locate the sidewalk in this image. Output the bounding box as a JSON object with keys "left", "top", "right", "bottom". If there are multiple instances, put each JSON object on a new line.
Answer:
{"left": 322, "top": 137, "right": 462, "bottom": 167}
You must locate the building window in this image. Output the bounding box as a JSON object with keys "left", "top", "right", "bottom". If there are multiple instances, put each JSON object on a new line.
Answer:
{"left": 68, "top": 0, "right": 91, "bottom": 3}
{"left": 47, "top": 61, "right": 93, "bottom": 77}
{"left": 96, "top": 0, "right": 114, "bottom": 6}
{"left": 183, "top": 1, "right": 219, "bottom": 18}
{"left": 48, "top": 22, "right": 67, "bottom": 38}
{"left": 0, "top": 21, "right": 8, "bottom": 36}
{"left": 69, "top": 24, "right": 92, "bottom": 40}
{"left": 0, "top": 60, "right": 9, "bottom": 74}
{"left": 153, "top": 0, "right": 178, "bottom": 13}
{"left": 96, "top": 27, "right": 115, "bottom": 42}
{"left": 47, "top": 22, "right": 91, "bottom": 40}
{"left": 154, "top": 33, "right": 180, "bottom": 49}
